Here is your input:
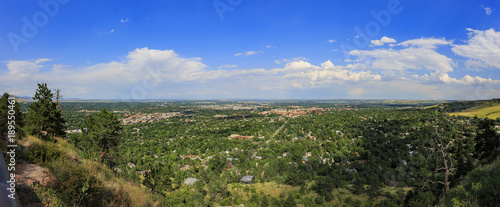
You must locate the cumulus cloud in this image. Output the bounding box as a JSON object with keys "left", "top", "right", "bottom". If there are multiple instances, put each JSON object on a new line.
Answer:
{"left": 0, "top": 49, "right": 383, "bottom": 98}
{"left": 452, "top": 28, "right": 500, "bottom": 69}
{"left": 125, "top": 48, "right": 207, "bottom": 82}
{"left": 370, "top": 36, "right": 396, "bottom": 46}
{"left": 5, "top": 58, "right": 52, "bottom": 77}
{"left": 350, "top": 33, "right": 500, "bottom": 85}
{"left": 3, "top": 29, "right": 500, "bottom": 99}
{"left": 271, "top": 60, "right": 381, "bottom": 88}
{"left": 350, "top": 47, "right": 454, "bottom": 73}
{"left": 120, "top": 18, "right": 129, "bottom": 23}
{"left": 0, "top": 48, "right": 209, "bottom": 98}
{"left": 415, "top": 73, "right": 500, "bottom": 85}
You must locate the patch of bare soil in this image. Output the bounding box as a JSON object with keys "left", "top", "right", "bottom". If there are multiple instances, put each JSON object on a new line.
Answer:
{"left": 15, "top": 141, "right": 56, "bottom": 207}
{"left": 15, "top": 161, "right": 55, "bottom": 187}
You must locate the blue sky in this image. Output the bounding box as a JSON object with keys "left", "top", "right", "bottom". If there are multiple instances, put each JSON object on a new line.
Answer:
{"left": 1, "top": 0, "right": 500, "bottom": 100}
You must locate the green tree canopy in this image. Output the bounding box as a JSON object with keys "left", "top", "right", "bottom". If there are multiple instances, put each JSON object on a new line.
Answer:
{"left": 26, "top": 83, "right": 65, "bottom": 139}
{"left": 81, "top": 108, "right": 122, "bottom": 154}
{"left": 0, "top": 93, "right": 24, "bottom": 148}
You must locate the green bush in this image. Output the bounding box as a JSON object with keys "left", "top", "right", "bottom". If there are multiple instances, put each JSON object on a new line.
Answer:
{"left": 314, "top": 196, "right": 324, "bottom": 205}
{"left": 48, "top": 161, "right": 103, "bottom": 206}
{"left": 31, "top": 182, "right": 64, "bottom": 207}
{"left": 464, "top": 164, "right": 500, "bottom": 206}
{"left": 26, "top": 143, "right": 64, "bottom": 164}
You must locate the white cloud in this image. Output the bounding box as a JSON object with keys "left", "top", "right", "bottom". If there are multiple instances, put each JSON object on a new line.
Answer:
{"left": 121, "top": 18, "right": 129, "bottom": 23}
{"left": 452, "top": 28, "right": 500, "bottom": 69}
{"left": 0, "top": 48, "right": 209, "bottom": 98}
{"left": 245, "top": 51, "right": 258, "bottom": 56}
{"left": 414, "top": 73, "right": 500, "bottom": 85}
{"left": 218, "top": 64, "right": 237, "bottom": 69}
{"left": 3, "top": 29, "right": 500, "bottom": 99}
{"left": 245, "top": 51, "right": 262, "bottom": 56}
{"left": 370, "top": 36, "right": 396, "bottom": 46}
{"left": 328, "top": 39, "right": 336, "bottom": 43}
{"left": 5, "top": 58, "right": 51, "bottom": 77}
{"left": 235, "top": 50, "right": 262, "bottom": 57}
{"left": 350, "top": 47, "right": 454, "bottom": 74}
{"left": 266, "top": 45, "right": 273, "bottom": 48}
{"left": 0, "top": 50, "right": 383, "bottom": 98}
{"left": 481, "top": 5, "right": 492, "bottom": 15}
{"left": 274, "top": 57, "right": 309, "bottom": 64}
{"left": 271, "top": 60, "right": 381, "bottom": 87}
{"left": 348, "top": 32, "right": 500, "bottom": 86}
{"left": 398, "top": 37, "right": 452, "bottom": 49}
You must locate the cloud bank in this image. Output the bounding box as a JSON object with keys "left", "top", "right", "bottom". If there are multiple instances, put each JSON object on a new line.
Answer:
{"left": 2, "top": 29, "right": 500, "bottom": 100}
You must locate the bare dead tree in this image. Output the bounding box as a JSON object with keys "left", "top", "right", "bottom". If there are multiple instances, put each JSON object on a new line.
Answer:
{"left": 54, "top": 88, "right": 63, "bottom": 109}
{"left": 423, "top": 129, "right": 456, "bottom": 198}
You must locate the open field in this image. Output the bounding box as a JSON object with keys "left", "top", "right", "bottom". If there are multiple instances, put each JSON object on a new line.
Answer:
{"left": 448, "top": 104, "right": 500, "bottom": 119}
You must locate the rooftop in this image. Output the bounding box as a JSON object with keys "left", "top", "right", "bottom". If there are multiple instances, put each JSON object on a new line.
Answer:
{"left": 184, "top": 177, "right": 198, "bottom": 186}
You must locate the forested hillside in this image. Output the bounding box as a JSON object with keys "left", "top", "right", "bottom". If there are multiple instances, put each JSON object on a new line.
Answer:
{"left": 2, "top": 85, "right": 500, "bottom": 206}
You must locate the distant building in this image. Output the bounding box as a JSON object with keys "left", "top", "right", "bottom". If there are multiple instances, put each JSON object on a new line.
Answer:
{"left": 184, "top": 177, "right": 198, "bottom": 186}
{"left": 239, "top": 175, "right": 254, "bottom": 184}
{"left": 228, "top": 134, "right": 254, "bottom": 140}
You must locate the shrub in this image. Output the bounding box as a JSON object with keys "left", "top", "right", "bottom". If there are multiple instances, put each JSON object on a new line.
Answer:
{"left": 26, "top": 143, "right": 64, "bottom": 165}
{"left": 31, "top": 182, "right": 64, "bottom": 207}
{"left": 314, "top": 196, "right": 324, "bottom": 205}
{"left": 48, "top": 161, "right": 103, "bottom": 206}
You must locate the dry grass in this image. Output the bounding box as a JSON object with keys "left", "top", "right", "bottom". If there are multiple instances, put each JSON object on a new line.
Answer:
{"left": 423, "top": 104, "right": 440, "bottom": 109}
{"left": 449, "top": 104, "right": 500, "bottom": 119}
{"left": 23, "top": 135, "right": 45, "bottom": 145}
{"left": 22, "top": 135, "right": 162, "bottom": 207}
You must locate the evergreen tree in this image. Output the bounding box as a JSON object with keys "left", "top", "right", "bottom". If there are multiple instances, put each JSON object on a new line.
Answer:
{"left": 475, "top": 118, "right": 500, "bottom": 162}
{"left": 81, "top": 108, "right": 122, "bottom": 153}
{"left": 208, "top": 153, "right": 226, "bottom": 174}
{"left": 26, "top": 83, "right": 65, "bottom": 140}
{"left": 284, "top": 192, "right": 297, "bottom": 207}
{"left": 352, "top": 175, "right": 366, "bottom": 195}
{"left": 261, "top": 195, "right": 270, "bottom": 207}
{"left": 0, "top": 93, "right": 24, "bottom": 148}
{"left": 143, "top": 164, "right": 172, "bottom": 194}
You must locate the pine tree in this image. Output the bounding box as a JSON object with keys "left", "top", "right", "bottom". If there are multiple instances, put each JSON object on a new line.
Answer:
{"left": 81, "top": 108, "right": 122, "bottom": 154}
{"left": 0, "top": 93, "right": 24, "bottom": 147}
{"left": 284, "top": 192, "right": 297, "bottom": 207}
{"left": 143, "top": 164, "right": 172, "bottom": 193}
{"left": 261, "top": 195, "right": 270, "bottom": 207}
{"left": 26, "top": 83, "right": 65, "bottom": 140}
